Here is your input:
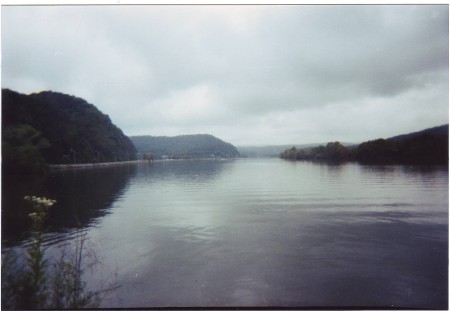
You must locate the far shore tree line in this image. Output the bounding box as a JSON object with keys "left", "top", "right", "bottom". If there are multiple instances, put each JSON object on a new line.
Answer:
{"left": 280, "top": 133, "right": 448, "bottom": 165}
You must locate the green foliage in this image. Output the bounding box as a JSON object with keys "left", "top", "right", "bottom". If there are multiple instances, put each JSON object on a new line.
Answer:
{"left": 2, "top": 196, "right": 116, "bottom": 309}
{"left": 356, "top": 139, "right": 399, "bottom": 164}
{"left": 356, "top": 134, "right": 449, "bottom": 164}
{"left": 2, "top": 124, "right": 50, "bottom": 173}
{"left": 280, "top": 125, "right": 448, "bottom": 165}
{"left": 1, "top": 196, "right": 56, "bottom": 309}
{"left": 2, "top": 89, "right": 137, "bottom": 169}
{"left": 237, "top": 144, "right": 321, "bottom": 158}
{"left": 280, "top": 142, "right": 350, "bottom": 162}
{"left": 131, "top": 134, "right": 240, "bottom": 159}
{"left": 49, "top": 232, "right": 101, "bottom": 309}
{"left": 1, "top": 250, "right": 27, "bottom": 308}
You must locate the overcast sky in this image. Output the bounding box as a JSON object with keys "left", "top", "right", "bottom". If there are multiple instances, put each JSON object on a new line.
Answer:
{"left": 2, "top": 4, "right": 448, "bottom": 145}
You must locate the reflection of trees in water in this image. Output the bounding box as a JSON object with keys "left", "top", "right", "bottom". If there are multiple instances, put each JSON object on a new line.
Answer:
{"left": 2, "top": 165, "right": 137, "bottom": 247}
{"left": 359, "top": 164, "right": 449, "bottom": 179}
{"left": 136, "top": 159, "right": 231, "bottom": 183}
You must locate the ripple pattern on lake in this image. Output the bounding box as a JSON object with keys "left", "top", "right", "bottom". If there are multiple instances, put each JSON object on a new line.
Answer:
{"left": 3, "top": 159, "right": 448, "bottom": 308}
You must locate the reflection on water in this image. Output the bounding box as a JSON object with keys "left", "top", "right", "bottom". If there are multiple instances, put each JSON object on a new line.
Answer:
{"left": 2, "top": 164, "right": 137, "bottom": 246}
{"left": 136, "top": 159, "right": 228, "bottom": 180}
{"left": 2, "top": 159, "right": 448, "bottom": 309}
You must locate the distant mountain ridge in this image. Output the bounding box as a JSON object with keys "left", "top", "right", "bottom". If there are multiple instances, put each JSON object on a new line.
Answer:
{"left": 130, "top": 134, "right": 240, "bottom": 159}
{"left": 388, "top": 124, "right": 448, "bottom": 141}
{"left": 237, "top": 144, "right": 318, "bottom": 158}
{"left": 2, "top": 89, "right": 136, "bottom": 172}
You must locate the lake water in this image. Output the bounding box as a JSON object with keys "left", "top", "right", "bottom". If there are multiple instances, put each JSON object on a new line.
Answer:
{"left": 2, "top": 158, "right": 448, "bottom": 309}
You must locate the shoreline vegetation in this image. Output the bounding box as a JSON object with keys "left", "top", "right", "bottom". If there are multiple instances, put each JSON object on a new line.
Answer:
{"left": 2, "top": 88, "right": 448, "bottom": 175}
{"left": 280, "top": 125, "right": 448, "bottom": 165}
{"left": 2, "top": 196, "right": 118, "bottom": 309}
{"left": 2, "top": 89, "right": 137, "bottom": 174}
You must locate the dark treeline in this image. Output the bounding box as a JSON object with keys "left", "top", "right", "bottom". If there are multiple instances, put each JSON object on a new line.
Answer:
{"left": 280, "top": 125, "right": 448, "bottom": 165}
{"left": 281, "top": 142, "right": 351, "bottom": 162}
{"left": 2, "top": 89, "right": 137, "bottom": 173}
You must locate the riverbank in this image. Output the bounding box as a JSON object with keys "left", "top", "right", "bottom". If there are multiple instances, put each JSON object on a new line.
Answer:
{"left": 49, "top": 160, "right": 149, "bottom": 170}
{"left": 49, "top": 157, "right": 238, "bottom": 171}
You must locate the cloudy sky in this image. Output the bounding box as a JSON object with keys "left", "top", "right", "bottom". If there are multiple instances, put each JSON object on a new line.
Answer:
{"left": 2, "top": 4, "right": 448, "bottom": 145}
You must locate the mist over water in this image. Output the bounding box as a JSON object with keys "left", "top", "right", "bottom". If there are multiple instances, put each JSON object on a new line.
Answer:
{"left": 3, "top": 159, "right": 448, "bottom": 308}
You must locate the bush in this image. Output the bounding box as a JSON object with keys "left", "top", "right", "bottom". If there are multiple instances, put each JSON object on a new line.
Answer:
{"left": 2, "top": 196, "right": 118, "bottom": 309}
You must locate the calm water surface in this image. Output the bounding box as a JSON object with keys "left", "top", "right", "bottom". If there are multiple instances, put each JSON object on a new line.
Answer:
{"left": 2, "top": 158, "right": 448, "bottom": 308}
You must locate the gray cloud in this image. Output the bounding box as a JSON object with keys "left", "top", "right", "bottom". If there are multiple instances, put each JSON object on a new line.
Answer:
{"left": 2, "top": 5, "right": 448, "bottom": 145}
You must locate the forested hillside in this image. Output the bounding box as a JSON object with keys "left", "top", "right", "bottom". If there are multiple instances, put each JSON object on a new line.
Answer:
{"left": 280, "top": 124, "right": 448, "bottom": 165}
{"left": 388, "top": 124, "right": 449, "bottom": 141}
{"left": 2, "top": 89, "right": 136, "bottom": 173}
{"left": 357, "top": 125, "right": 448, "bottom": 164}
{"left": 131, "top": 134, "right": 240, "bottom": 159}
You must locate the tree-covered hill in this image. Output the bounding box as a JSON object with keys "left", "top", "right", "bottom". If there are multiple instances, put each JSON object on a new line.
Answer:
{"left": 280, "top": 124, "right": 448, "bottom": 165}
{"left": 2, "top": 89, "right": 136, "bottom": 173}
{"left": 357, "top": 125, "right": 448, "bottom": 164}
{"left": 388, "top": 124, "right": 448, "bottom": 141}
{"left": 130, "top": 134, "right": 240, "bottom": 159}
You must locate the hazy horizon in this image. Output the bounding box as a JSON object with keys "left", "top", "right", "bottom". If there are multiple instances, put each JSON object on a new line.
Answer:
{"left": 2, "top": 5, "right": 449, "bottom": 146}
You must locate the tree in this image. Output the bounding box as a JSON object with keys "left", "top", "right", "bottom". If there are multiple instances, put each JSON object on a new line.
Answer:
{"left": 356, "top": 139, "right": 398, "bottom": 164}
{"left": 2, "top": 124, "right": 50, "bottom": 173}
{"left": 280, "top": 142, "right": 351, "bottom": 162}
{"left": 322, "top": 142, "right": 350, "bottom": 161}
{"left": 280, "top": 147, "right": 298, "bottom": 160}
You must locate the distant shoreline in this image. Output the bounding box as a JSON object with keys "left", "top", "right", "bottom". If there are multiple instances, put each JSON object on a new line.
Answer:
{"left": 49, "top": 160, "right": 149, "bottom": 170}
{"left": 48, "top": 157, "right": 236, "bottom": 170}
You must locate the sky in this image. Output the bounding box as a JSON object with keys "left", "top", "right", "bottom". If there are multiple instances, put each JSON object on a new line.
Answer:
{"left": 2, "top": 4, "right": 449, "bottom": 146}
